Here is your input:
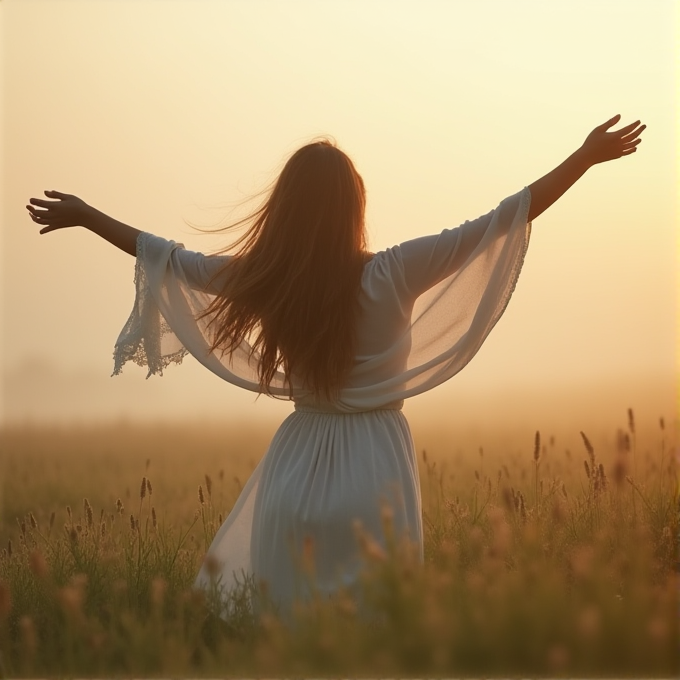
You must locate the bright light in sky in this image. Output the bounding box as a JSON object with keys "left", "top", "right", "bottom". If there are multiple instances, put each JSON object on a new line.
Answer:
{"left": 1, "top": 0, "right": 676, "bottom": 431}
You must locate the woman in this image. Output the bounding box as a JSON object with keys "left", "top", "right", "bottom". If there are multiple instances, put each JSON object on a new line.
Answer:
{"left": 26, "top": 114, "right": 645, "bottom": 618}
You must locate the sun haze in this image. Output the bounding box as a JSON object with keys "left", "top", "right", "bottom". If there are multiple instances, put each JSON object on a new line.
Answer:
{"left": 1, "top": 0, "right": 675, "bottom": 435}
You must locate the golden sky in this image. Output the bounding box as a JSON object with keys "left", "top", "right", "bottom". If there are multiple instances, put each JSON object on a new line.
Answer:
{"left": 1, "top": 0, "right": 676, "bottom": 432}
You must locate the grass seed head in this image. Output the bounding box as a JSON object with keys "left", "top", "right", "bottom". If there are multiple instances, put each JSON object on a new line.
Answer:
{"left": 627, "top": 407, "right": 635, "bottom": 435}
{"left": 659, "top": 416, "right": 665, "bottom": 431}
{"left": 29, "top": 550, "right": 48, "bottom": 578}
{"left": 584, "top": 460, "right": 591, "bottom": 479}
{"left": 84, "top": 499, "right": 93, "bottom": 527}
{"left": 49, "top": 511, "right": 55, "bottom": 530}
{"left": 533, "top": 430, "right": 541, "bottom": 462}
{"left": 129, "top": 514, "right": 135, "bottom": 531}
{"left": 198, "top": 485, "right": 205, "bottom": 505}
{"left": 598, "top": 463, "right": 607, "bottom": 490}
{"left": 6, "top": 540, "right": 11, "bottom": 559}
{"left": 146, "top": 478, "right": 152, "bottom": 495}
{"left": 580, "top": 431, "right": 595, "bottom": 466}
{"left": 204, "top": 474, "right": 212, "bottom": 497}
{"left": 140, "top": 477, "right": 147, "bottom": 501}
{"left": 152, "top": 506, "right": 157, "bottom": 528}
{"left": 116, "top": 498, "right": 124, "bottom": 514}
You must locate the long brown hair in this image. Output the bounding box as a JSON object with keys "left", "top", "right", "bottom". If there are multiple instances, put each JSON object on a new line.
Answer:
{"left": 200, "top": 139, "right": 369, "bottom": 400}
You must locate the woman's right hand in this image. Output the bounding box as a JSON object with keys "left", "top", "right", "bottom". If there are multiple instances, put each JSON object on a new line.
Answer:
{"left": 579, "top": 114, "right": 646, "bottom": 166}
{"left": 26, "top": 190, "right": 90, "bottom": 234}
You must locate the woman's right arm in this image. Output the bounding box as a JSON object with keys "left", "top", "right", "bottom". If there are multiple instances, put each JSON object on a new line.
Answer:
{"left": 27, "top": 190, "right": 140, "bottom": 256}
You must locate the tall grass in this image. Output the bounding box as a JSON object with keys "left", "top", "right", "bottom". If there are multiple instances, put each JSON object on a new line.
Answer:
{"left": 0, "top": 412, "right": 676, "bottom": 677}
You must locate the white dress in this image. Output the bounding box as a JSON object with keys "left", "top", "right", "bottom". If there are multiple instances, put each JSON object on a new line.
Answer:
{"left": 113, "top": 187, "right": 531, "bottom": 617}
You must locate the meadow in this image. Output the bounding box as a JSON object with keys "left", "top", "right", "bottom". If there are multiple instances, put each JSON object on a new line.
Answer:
{"left": 0, "top": 410, "right": 676, "bottom": 677}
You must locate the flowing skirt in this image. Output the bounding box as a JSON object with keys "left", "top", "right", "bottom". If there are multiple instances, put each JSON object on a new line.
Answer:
{"left": 193, "top": 406, "right": 423, "bottom": 618}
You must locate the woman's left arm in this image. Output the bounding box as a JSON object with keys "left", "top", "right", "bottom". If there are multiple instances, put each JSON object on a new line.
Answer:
{"left": 27, "top": 190, "right": 140, "bottom": 256}
{"left": 527, "top": 115, "right": 645, "bottom": 222}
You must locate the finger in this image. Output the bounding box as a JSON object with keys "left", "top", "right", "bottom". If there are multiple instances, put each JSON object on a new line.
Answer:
{"left": 29, "top": 198, "right": 59, "bottom": 208}
{"left": 29, "top": 213, "right": 48, "bottom": 225}
{"left": 597, "top": 114, "right": 621, "bottom": 131}
{"left": 621, "top": 147, "right": 637, "bottom": 157}
{"left": 621, "top": 124, "right": 646, "bottom": 141}
{"left": 27, "top": 205, "right": 48, "bottom": 216}
{"left": 45, "top": 190, "right": 70, "bottom": 199}
{"left": 39, "top": 225, "right": 60, "bottom": 235}
{"left": 621, "top": 139, "right": 642, "bottom": 151}
{"left": 614, "top": 120, "right": 641, "bottom": 136}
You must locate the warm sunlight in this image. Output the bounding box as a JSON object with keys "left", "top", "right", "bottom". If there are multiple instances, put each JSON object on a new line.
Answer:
{"left": 1, "top": 0, "right": 676, "bottom": 431}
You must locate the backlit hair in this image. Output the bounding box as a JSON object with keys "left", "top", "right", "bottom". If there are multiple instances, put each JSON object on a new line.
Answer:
{"left": 200, "top": 139, "right": 369, "bottom": 400}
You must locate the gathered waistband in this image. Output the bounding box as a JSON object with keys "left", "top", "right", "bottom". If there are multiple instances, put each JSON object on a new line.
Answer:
{"left": 294, "top": 400, "right": 404, "bottom": 415}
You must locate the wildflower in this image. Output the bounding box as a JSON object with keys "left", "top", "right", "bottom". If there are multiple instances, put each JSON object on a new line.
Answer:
{"left": 19, "top": 615, "right": 37, "bottom": 654}
{"left": 204, "top": 554, "right": 221, "bottom": 578}
{"left": 578, "top": 605, "right": 601, "bottom": 638}
{"left": 29, "top": 550, "right": 48, "bottom": 578}
{"left": 0, "top": 580, "right": 11, "bottom": 618}
{"left": 151, "top": 577, "right": 167, "bottom": 606}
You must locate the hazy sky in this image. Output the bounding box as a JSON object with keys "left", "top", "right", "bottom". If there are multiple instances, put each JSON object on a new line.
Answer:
{"left": 1, "top": 0, "right": 676, "bottom": 431}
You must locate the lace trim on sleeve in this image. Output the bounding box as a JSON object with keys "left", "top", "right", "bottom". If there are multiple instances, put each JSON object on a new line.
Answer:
{"left": 112, "top": 232, "right": 188, "bottom": 378}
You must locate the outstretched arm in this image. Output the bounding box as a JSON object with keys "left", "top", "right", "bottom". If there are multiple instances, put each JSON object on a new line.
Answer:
{"left": 26, "top": 191, "right": 140, "bottom": 256}
{"left": 527, "top": 114, "right": 645, "bottom": 222}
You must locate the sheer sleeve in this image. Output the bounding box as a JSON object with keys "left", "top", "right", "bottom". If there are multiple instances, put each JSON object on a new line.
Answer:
{"left": 173, "top": 248, "right": 231, "bottom": 294}
{"left": 332, "top": 187, "right": 532, "bottom": 409}
{"left": 112, "top": 232, "right": 292, "bottom": 395}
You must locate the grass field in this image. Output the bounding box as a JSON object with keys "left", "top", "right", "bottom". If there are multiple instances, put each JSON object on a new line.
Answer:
{"left": 0, "top": 411, "right": 676, "bottom": 677}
